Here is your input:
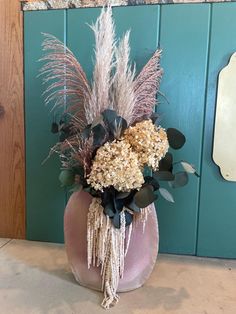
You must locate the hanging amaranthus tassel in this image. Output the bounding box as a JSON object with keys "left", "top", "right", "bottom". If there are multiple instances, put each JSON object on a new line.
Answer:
{"left": 87, "top": 198, "right": 129, "bottom": 309}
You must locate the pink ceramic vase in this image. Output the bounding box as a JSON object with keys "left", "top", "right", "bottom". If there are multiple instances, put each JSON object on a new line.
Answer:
{"left": 64, "top": 190, "right": 159, "bottom": 292}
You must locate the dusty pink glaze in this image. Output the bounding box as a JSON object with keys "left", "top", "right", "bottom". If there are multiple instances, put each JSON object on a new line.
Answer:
{"left": 64, "top": 191, "right": 159, "bottom": 292}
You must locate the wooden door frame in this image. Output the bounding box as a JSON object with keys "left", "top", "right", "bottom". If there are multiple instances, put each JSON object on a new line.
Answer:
{"left": 0, "top": 0, "right": 25, "bottom": 238}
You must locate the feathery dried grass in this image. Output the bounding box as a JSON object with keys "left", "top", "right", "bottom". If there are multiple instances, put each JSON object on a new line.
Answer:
{"left": 40, "top": 33, "right": 91, "bottom": 130}
{"left": 132, "top": 49, "right": 163, "bottom": 124}
{"left": 112, "top": 31, "right": 136, "bottom": 125}
{"left": 88, "top": 6, "right": 116, "bottom": 122}
{"left": 60, "top": 135, "right": 94, "bottom": 175}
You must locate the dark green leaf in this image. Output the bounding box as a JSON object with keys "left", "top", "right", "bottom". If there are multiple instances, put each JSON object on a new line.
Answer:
{"left": 159, "top": 153, "right": 173, "bottom": 172}
{"left": 69, "top": 184, "right": 83, "bottom": 193}
{"left": 81, "top": 124, "right": 92, "bottom": 140}
{"left": 167, "top": 128, "right": 186, "bottom": 150}
{"left": 102, "top": 109, "right": 118, "bottom": 123}
{"left": 51, "top": 122, "right": 59, "bottom": 134}
{"left": 59, "top": 169, "right": 75, "bottom": 187}
{"left": 134, "top": 185, "right": 158, "bottom": 208}
{"left": 113, "top": 197, "right": 124, "bottom": 212}
{"left": 101, "top": 188, "right": 113, "bottom": 208}
{"left": 170, "top": 171, "right": 189, "bottom": 188}
{"left": 125, "top": 211, "right": 133, "bottom": 227}
{"left": 144, "top": 176, "right": 160, "bottom": 191}
{"left": 104, "top": 203, "right": 115, "bottom": 218}
{"left": 153, "top": 171, "right": 175, "bottom": 181}
{"left": 112, "top": 212, "right": 121, "bottom": 229}
{"left": 60, "top": 124, "right": 72, "bottom": 135}
{"left": 109, "top": 116, "right": 128, "bottom": 139}
{"left": 83, "top": 186, "right": 91, "bottom": 193}
{"left": 116, "top": 192, "right": 131, "bottom": 199}
{"left": 90, "top": 188, "right": 100, "bottom": 197}
{"left": 92, "top": 123, "right": 106, "bottom": 146}
{"left": 73, "top": 166, "right": 84, "bottom": 176}
{"left": 126, "top": 199, "right": 140, "bottom": 213}
{"left": 59, "top": 133, "right": 66, "bottom": 142}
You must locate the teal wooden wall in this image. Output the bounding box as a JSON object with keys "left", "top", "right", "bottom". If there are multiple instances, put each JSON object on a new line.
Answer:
{"left": 197, "top": 4, "right": 236, "bottom": 258}
{"left": 157, "top": 4, "right": 210, "bottom": 255}
{"left": 24, "top": 3, "right": 236, "bottom": 258}
{"left": 24, "top": 10, "right": 66, "bottom": 243}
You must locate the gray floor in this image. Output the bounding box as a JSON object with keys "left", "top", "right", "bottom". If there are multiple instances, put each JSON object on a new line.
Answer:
{"left": 0, "top": 239, "right": 236, "bottom": 314}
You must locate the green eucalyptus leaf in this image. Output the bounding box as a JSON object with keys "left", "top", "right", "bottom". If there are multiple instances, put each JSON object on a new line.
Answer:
{"left": 159, "top": 153, "right": 173, "bottom": 172}
{"left": 167, "top": 128, "right": 186, "bottom": 150}
{"left": 134, "top": 185, "right": 158, "bottom": 208}
{"left": 113, "top": 197, "right": 124, "bottom": 212}
{"left": 181, "top": 161, "right": 198, "bottom": 175}
{"left": 92, "top": 123, "right": 106, "bottom": 146}
{"left": 81, "top": 124, "right": 92, "bottom": 140}
{"left": 69, "top": 184, "right": 83, "bottom": 193}
{"left": 116, "top": 192, "right": 131, "bottom": 200}
{"left": 125, "top": 211, "right": 133, "bottom": 227}
{"left": 126, "top": 199, "right": 140, "bottom": 213}
{"left": 60, "top": 124, "right": 72, "bottom": 136}
{"left": 112, "top": 212, "right": 121, "bottom": 229}
{"left": 83, "top": 186, "right": 91, "bottom": 193}
{"left": 90, "top": 189, "right": 100, "bottom": 197}
{"left": 109, "top": 116, "right": 128, "bottom": 139}
{"left": 59, "top": 133, "right": 67, "bottom": 142}
{"left": 159, "top": 188, "right": 175, "bottom": 203}
{"left": 104, "top": 203, "right": 115, "bottom": 218}
{"left": 153, "top": 171, "right": 175, "bottom": 181}
{"left": 59, "top": 169, "right": 75, "bottom": 187}
{"left": 51, "top": 122, "right": 59, "bottom": 134}
{"left": 170, "top": 171, "right": 189, "bottom": 188}
{"left": 144, "top": 176, "right": 160, "bottom": 191}
{"left": 73, "top": 166, "right": 84, "bottom": 176}
{"left": 102, "top": 109, "right": 118, "bottom": 123}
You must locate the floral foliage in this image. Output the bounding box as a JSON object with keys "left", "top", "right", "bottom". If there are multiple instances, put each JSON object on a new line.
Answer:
{"left": 41, "top": 6, "right": 199, "bottom": 230}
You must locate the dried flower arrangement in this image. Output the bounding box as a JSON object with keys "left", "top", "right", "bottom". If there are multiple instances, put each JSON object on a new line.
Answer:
{"left": 40, "top": 6, "right": 198, "bottom": 309}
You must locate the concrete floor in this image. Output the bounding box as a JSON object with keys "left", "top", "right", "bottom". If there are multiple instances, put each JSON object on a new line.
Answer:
{"left": 0, "top": 239, "right": 236, "bottom": 314}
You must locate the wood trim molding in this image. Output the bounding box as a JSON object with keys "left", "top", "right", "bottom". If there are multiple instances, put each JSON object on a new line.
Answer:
{"left": 0, "top": 0, "right": 25, "bottom": 238}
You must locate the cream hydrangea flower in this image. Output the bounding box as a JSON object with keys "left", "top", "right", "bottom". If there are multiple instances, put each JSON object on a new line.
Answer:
{"left": 87, "top": 140, "right": 144, "bottom": 192}
{"left": 123, "top": 119, "right": 169, "bottom": 171}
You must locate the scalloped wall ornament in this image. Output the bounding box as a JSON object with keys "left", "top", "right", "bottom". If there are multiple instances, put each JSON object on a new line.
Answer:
{"left": 213, "top": 52, "right": 236, "bottom": 181}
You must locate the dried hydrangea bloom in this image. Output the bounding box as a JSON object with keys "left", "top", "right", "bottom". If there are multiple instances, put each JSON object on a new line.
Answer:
{"left": 123, "top": 119, "right": 169, "bottom": 171}
{"left": 87, "top": 140, "right": 144, "bottom": 192}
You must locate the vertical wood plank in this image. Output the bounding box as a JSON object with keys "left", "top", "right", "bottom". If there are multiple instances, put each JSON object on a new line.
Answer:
{"left": 0, "top": 0, "right": 25, "bottom": 238}
{"left": 112, "top": 5, "right": 160, "bottom": 72}
{"left": 197, "top": 3, "right": 236, "bottom": 258}
{"left": 157, "top": 4, "right": 210, "bottom": 254}
{"left": 24, "top": 10, "right": 66, "bottom": 243}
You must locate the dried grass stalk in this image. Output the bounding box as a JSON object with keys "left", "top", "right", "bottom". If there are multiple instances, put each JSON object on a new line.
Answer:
{"left": 132, "top": 49, "right": 163, "bottom": 124}
{"left": 112, "top": 31, "right": 136, "bottom": 125}
{"left": 88, "top": 6, "right": 116, "bottom": 122}
{"left": 40, "top": 33, "right": 91, "bottom": 130}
